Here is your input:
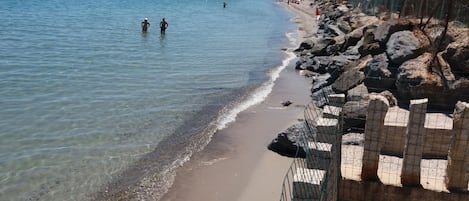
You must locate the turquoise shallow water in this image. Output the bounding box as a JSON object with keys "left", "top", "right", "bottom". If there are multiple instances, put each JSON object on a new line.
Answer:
{"left": 0, "top": 0, "right": 295, "bottom": 200}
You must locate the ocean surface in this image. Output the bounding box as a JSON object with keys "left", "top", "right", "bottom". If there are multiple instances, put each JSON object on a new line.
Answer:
{"left": 0, "top": 0, "right": 297, "bottom": 200}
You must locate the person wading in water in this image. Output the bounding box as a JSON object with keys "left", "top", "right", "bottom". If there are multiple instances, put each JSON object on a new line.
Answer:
{"left": 141, "top": 18, "right": 150, "bottom": 32}
{"left": 160, "top": 18, "right": 168, "bottom": 33}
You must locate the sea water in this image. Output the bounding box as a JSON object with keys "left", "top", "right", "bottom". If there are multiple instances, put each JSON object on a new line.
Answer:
{"left": 0, "top": 0, "right": 296, "bottom": 200}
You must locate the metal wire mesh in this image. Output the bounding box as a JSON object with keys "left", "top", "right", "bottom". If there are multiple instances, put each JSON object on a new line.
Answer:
{"left": 280, "top": 101, "right": 342, "bottom": 201}
{"left": 340, "top": 75, "right": 469, "bottom": 199}
{"left": 281, "top": 0, "right": 468, "bottom": 199}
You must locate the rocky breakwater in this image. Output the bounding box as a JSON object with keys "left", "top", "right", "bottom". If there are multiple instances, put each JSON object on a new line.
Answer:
{"left": 268, "top": 0, "right": 469, "bottom": 157}
{"left": 294, "top": 0, "right": 469, "bottom": 131}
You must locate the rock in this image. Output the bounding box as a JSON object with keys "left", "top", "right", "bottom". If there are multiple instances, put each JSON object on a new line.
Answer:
{"left": 336, "top": 4, "right": 350, "bottom": 13}
{"left": 342, "top": 100, "right": 368, "bottom": 131}
{"left": 377, "top": 90, "right": 397, "bottom": 107}
{"left": 332, "top": 67, "right": 365, "bottom": 93}
{"left": 305, "top": 56, "right": 331, "bottom": 73}
{"left": 359, "top": 25, "right": 385, "bottom": 56}
{"left": 326, "top": 24, "right": 345, "bottom": 37}
{"left": 424, "top": 22, "right": 468, "bottom": 50}
{"left": 386, "top": 30, "right": 429, "bottom": 65}
{"left": 310, "top": 38, "right": 336, "bottom": 56}
{"left": 295, "top": 39, "right": 315, "bottom": 52}
{"left": 268, "top": 132, "right": 306, "bottom": 158}
{"left": 359, "top": 42, "right": 383, "bottom": 56}
{"left": 364, "top": 53, "right": 396, "bottom": 90}
{"left": 395, "top": 53, "right": 461, "bottom": 108}
{"left": 325, "top": 10, "right": 344, "bottom": 21}
{"left": 330, "top": 55, "right": 354, "bottom": 69}
{"left": 343, "top": 27, "right": 365, "bottom": 50}
{"left": 312, "top": 86, "right": 335, "bottom": 108}
{"left": 281, "top": 100, "right": 292, "bottom": 107}
{"left": 359, "top": 19, "right": 415, "bottom": 57}
{"left": 343, "top": 54, "right": 372, "bottom": 72}
{"left": 326, "top": 44, "right": 342, "bottom": 55}
{"left": 374, "top": 19, "right": 413, "bottom": 45}
{"left": 396, "top": 53, "right": 434, "bottom": 94}
{"left": 338, "top": 19, "right": 352, "bottom": 34}
{"left": 349, "top": 15, "right": 380, "bottom": 30}
{"left": 365, "top": 53, "right": 392, "bottom": 77}
{"left": 445, "top": 36, "right": 469, "bottom": 73}
{"left": 362, "top": 90, "right": 398, "bottom": 107}
{"left": 334, "top": 35, "right": 346, "bottom": 47}
{"left": 344, "top": 37, "right": 363, "bottom": 56}
{"left": 327, "top": 55, "right": 355, "bottom": 83}
{"left": 295, "top": 56, "right": 315, "bottom": 70}
{"left": 311, "top": 73, "right": 332, "bottom": 93}
{"left": 447, "top": 22, "right": 469, "bottom": 42}
{"left": 347, "top": 83, "right": 368, "bottom": 101}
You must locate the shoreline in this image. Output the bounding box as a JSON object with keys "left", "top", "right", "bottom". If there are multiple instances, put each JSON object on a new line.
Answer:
{"left": 160, "top": 1, "right": 318, "bottom": 200}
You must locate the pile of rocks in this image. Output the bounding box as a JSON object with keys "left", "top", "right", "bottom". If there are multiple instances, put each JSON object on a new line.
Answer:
{"left": 295, "top": 0, "right": 469, "bottom": 131}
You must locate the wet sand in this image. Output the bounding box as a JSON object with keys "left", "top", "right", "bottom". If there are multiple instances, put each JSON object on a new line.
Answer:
{"left": 161, "top": 1, "right": 318, "bottom": 201}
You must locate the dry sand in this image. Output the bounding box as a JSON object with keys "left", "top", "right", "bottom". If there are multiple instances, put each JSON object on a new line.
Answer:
{"left": 160, "top": 1, "right": 318, "bottom": 201}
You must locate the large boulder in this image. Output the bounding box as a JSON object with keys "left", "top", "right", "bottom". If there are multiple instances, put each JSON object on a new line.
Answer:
{"left": 374, "top": 18, "right": 413, "bottom": 45}
{"left": 343, "top": 27, "right": 365, "bottom": 51}
{"left": 445, "top": 36, "right": 469, "bottom": 73}
{"left": 326, "top": 24, "right": 345, "bottom": 37}
{"left": 386, "top": 30, "right": 430, "bottom": 65}
{"left": 366, "top": 90, "right": 398, "bottom": 107}
{"left": 345, "top": 15, "right": 380, "bottom": 50}
{"left": 295, "top": 39, "right": 315, "bottom": 52}
{"left": 365, "top": 53, "right": 392, "bottom": 77}
{"left": 305, "top": 56, "right": 331, "bottom": 73}
{"left": 395, "top": 53, "right": 462, "bottom": 108}
{"left": 310, "top": 38, "right": 337, "bottom": 56}
{"left": 396, "top": 53, "right": 435, "bottom": 94}
{"left": 425, "top": 21, "right": 468, "bottom": 50}
{"left": 268, "top": 131, "right": 306, "bottom": 158}
{"left": 295, "top": 55, "right": 314, "bottom": 70}
{"left": 364, "top": 53, "right": 396, "bottom": 90}
{"left": 359, "top": 25, "right": 385, "bottom": 56}
{"left": 332, "top": 67, "right": 365, "bottom": 93}
{"left": 349, "top": 15, "right": 380, "bottom": 30}
{"left": 338, "top": 18, "right": 352, "bottom": 34}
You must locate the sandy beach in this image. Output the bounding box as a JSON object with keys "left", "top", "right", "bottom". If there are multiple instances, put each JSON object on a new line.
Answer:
{"left": 161, "top": 1, "right": 318, "bottom": 201}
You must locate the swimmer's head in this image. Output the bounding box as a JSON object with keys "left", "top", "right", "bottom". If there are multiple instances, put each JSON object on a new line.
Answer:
{"left": 144, "top": 18, "right": 148, "bottom": 21}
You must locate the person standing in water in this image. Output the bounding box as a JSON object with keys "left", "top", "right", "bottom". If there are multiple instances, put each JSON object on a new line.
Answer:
{"left": 160, "top": 18, "right": 168, "bottom": 33}
{"left": 141, "top": 18, "right": 150, "bottom": 32}
{"left": 223, "top": 2, "right": 227, "bottom": 8}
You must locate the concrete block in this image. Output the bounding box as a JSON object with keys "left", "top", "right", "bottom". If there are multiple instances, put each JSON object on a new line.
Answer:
{"left": 328, "top": 94, "right": 345, "bottom": 107}
{"left": 293, "top": 168, "right": 326, "bottom": 199}
{"left": 306, "top": 141, "right": 332, "bottom": 153}
{"left": 323, "top": 105, "right": 342, "bottom": 119}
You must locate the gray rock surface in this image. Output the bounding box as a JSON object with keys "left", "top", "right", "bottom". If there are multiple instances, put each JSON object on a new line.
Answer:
{"left": 386, "top": 31, "right": 426, "bottom": 65}
{"left": 445, "top": 36, "right": 469, "bottom": 73}
{"left": 332, "top": 67, "right": 365, "bottom": 93}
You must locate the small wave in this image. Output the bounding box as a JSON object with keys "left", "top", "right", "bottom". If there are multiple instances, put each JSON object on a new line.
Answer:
{"left": 200, "top": 157, "right": 228, "bottom": 166}
{"left": 215, "top": 32, "right": 297, "bottom": 130}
